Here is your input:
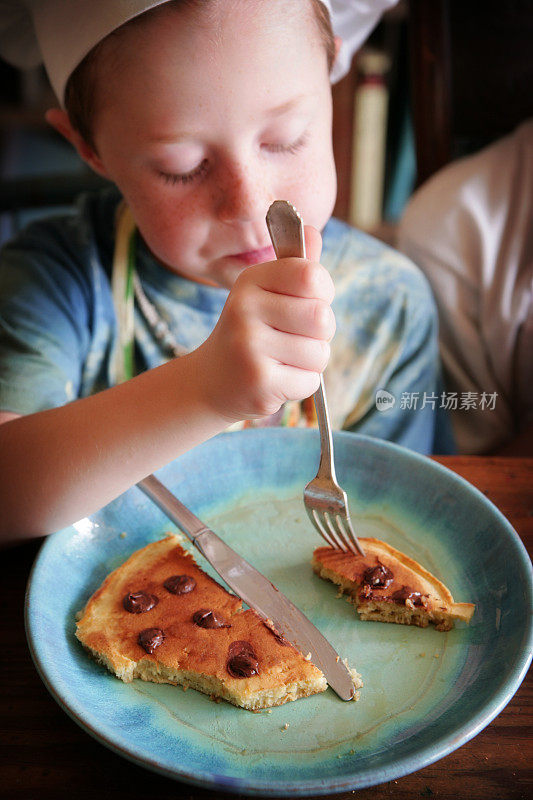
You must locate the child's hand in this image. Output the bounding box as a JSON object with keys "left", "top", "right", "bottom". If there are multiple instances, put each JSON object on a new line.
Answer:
{"left": 192, "top": 226, "right": 335, "bottom": 424}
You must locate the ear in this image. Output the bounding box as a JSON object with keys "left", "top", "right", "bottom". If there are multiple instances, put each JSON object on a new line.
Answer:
{"left": 45, "top": 108, "right": 110, "bottom": 179}
{"left": 333, "top": 36, "right": 342, "bottom": 64}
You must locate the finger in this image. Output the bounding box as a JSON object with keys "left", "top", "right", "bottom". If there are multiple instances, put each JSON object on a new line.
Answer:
{"left": 245, "top": 258, "right": 335, "bottom": 302}
{"left": 265, "top": 327, "right": 331, "bottom": 373}
{"left": 303, "top": 225, "right": 322, "bottom": 262}
{"left": 261, "top": 292, "right": 336, "bottom": 341}
{"left": 272, "top": 364, "right": 321, "bottom": 403}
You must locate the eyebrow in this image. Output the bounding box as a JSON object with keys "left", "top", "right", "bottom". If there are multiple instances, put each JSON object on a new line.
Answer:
{"left": 265, "top": 94, "right": 313, "bottom": 118}
{"left": 149, "top": 94, "right": 314, "bottom": 144}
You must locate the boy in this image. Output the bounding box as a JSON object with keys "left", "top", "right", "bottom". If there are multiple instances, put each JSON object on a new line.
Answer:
{"left": 0, "top": 0, "right": 440, "bottom": 545}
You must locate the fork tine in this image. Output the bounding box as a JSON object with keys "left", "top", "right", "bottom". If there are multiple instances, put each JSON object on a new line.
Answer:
{"left": 328, "top": 513, "right": 357, "bottom": 554}
{"left": 311, "top": 509, "right": 341, "bottom": 551}
{"left": 305, "top": 506, "right": 330, "bottom": 546}
{"left": 323, "top": 512, "right": 350, "bottom": 553}
{"left": 337, "top": 515, "right": 366, "bottom": 557}
{"left": 306, "top": 507, "right": 342, "bottom": 550}
{"left": 327, "top": 512, "right": 362, "bottom": 555}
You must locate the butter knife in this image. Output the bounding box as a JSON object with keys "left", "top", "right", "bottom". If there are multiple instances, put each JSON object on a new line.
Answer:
{"left": 137, "top": 473, "right": 355, "bottom": 701}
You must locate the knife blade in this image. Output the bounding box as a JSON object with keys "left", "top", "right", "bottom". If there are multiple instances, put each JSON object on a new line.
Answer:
{"left": 137, "top": 473, "right": 355, "bottom": 701}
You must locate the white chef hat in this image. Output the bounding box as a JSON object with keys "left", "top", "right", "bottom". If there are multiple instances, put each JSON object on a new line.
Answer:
{"left": 0, "top": 0, "right": 398, "bottom": 105}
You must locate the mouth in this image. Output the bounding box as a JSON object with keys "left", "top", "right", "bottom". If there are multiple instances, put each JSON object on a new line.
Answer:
{"left": 229, "top": 245, "right": 276, "bottom": 266}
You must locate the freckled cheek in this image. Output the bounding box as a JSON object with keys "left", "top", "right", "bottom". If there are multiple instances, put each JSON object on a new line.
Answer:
{"left": 285, "top": 154, "right": 336, "bottom": 232}
{"left": 127, "top": 187, "right": 209, "bottom": 259}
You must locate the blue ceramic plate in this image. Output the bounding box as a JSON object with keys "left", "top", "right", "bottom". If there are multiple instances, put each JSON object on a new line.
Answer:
{"left": 26, "top": 429, "right": 532, "bottom": 796}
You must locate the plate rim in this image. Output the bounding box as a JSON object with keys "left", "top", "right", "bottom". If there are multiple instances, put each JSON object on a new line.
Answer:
{"left": 24, "top": 614, "right": 533, "bottom": 796}
{"left": 24, "top": 429, "right": 533, "bottom": 796}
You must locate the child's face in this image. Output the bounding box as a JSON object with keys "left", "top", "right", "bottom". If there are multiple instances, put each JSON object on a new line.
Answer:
{"left": 92, "top": 0, "right": 337, "bottom": 288}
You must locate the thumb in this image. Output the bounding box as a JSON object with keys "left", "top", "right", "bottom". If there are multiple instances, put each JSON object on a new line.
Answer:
{"left": 304, "top": 225, "right": 322, "bottom": 262}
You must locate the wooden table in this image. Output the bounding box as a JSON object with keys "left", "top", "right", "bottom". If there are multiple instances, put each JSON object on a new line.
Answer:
{"left": 2, "top": 457, "right": 531, "bottom": 800}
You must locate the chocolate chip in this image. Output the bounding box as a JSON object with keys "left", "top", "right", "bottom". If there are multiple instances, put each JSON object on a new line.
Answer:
{"left": 164, "top": 574, "right": 196, "bottom": 595}
{"left": 138, "top": 627, "right": 165, "bottom": 654}
{"left": 192, "top": 609, "right": 231, "bottom": 629}
{"left": 227, "top": 653, "right": 259, "bottom": 678}
{"left": 123, "top": 591, "right": 159, "bottom": 614}
{"left": 227, "top": 640, "right": 259, "bottom": 678}
{"left": 391, "top": 586, "right": 425, "bottom": 606}
{"left": 228, "top": 640, "right": 256, "bottom": 659}
{"left": 362, "top": 561, "right": 394, "bottom": 589}
{"left": 359, "top": 583, "right": 373, "bottom": 600}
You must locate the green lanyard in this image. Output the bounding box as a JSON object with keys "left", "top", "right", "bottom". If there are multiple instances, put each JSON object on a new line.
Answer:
{"left": 111, "top": 203, "right": 137, "bottom": 384}
{"left": 111, "top": 203, "right": 188, "bottom": 384}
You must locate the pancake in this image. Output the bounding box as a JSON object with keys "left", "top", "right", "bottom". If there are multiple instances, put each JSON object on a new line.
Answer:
{"left": 76, "top": 535, "right": 352, "bottom": 710}
{"left": 312, "top": 539, "right": 475, "bottom": 631}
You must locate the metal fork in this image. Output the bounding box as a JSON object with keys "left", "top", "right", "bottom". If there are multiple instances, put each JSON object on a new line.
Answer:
{"left": 266, "top": 200, "right": 365, "bottom": 556}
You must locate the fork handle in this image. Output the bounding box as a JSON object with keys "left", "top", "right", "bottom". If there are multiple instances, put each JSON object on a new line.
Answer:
{"left": 314, "top": 374, "right": 338, "bottom": 482}
{"left": 266, "top": 201, "right": 337, "bottom": 482}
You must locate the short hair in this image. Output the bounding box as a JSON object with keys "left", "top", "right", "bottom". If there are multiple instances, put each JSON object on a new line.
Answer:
{"left": 64, "top": 0, "right": 335, "bottom": 150}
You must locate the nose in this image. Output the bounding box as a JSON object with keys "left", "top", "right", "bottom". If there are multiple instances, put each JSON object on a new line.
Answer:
{"left": 216, "top": 157, "right": 270, "bottom": 225}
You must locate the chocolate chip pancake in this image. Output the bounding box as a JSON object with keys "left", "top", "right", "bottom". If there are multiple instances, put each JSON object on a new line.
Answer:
{"left": 312, "top": 539, "right": 475, "bottom": 631}
{"left": 76, "top": 535, "right": 341, "bottom": 710}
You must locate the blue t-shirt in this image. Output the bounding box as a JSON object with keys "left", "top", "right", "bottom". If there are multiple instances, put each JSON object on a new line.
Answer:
{"left": 0, "top": 189, "right": 447, "bottom": 453}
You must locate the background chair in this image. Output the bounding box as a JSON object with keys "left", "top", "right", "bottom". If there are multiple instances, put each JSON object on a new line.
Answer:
{"left": 408, "top": 0, "right": 533, "bottom": 186}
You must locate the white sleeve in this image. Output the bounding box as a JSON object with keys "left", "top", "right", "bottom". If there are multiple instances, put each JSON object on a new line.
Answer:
{"left": 397, "top": 121, "right": 533, "bottom": 454}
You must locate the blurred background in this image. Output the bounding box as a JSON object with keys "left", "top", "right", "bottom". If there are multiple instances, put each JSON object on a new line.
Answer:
{"left": 1, "top": 0, "right": 532, "bottom": 248}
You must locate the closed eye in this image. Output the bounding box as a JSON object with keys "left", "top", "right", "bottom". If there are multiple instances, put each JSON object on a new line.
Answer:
{"left": 158, "top": 158, "right": 209, "bottom": 185}
{"left": 262, "top": 132, "right": 309, "bottom": 155}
